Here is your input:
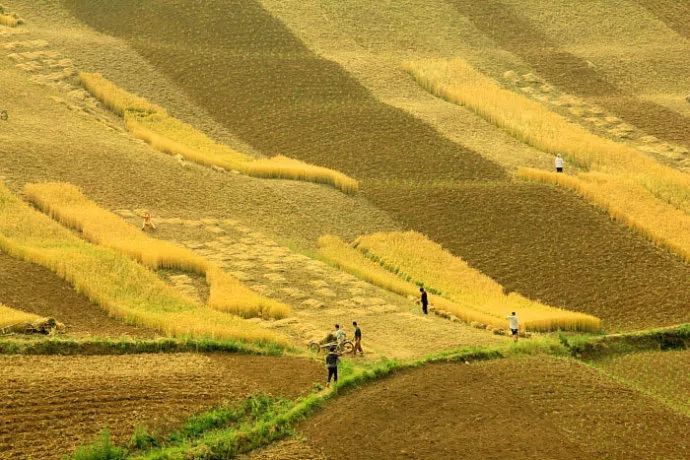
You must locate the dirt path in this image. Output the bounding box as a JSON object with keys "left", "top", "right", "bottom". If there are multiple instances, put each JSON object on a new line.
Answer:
{"left": 298, "top": 357, "right": 690, "bottom": 459}
{"left": 0, "top": 251, "right": 156, "bottom": 338}
{"left": 0, "top": 353, "right": 321, "bottom": 459}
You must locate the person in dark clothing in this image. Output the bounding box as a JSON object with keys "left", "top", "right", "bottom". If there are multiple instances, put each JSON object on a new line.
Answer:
{"left": 352, "top": 321, "right": 363, "bottom": 356}
{"left": 420, "top": 287, "right": 429, "bottom": 315}
{"left": 325, "top": 346, "right": 340, "bottom": 387}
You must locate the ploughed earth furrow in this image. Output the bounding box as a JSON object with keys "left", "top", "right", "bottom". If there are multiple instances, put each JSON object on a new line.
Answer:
{"left": 0, "top": 354, "right": 321, "bottom": 459}
{"left": 449, "top": 0, "right": 690, "bottom": 148}
{"left": 365, "top": 181, "right": 690, "bottom": 331}
{"left": 0, "top": 251, "right": 157, "bottom": 337}
{"left": 65, "top": 0, "right": 504, "bottom": 183}
{"left": 299, "top": 357, "right": 690, "bottom": 460}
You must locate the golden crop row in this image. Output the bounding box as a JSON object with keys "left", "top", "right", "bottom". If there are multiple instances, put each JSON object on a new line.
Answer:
{"left": 24, "top": 182, "right": 289, "bottom": 320}
{"left": 80, "top": 72, "right": 359, "bottom": 193}
{"left": 0, "top": 303, "right": 43, "bottom": 329}
{"left": 518, "top": 168, "right": 690, "bottom": 262}
{"left": 319, "top": 233, "right": 600, "bottom": 332}
{"left": 355, "top": 231, "right": 601, "bottom": 332}
{"left": 0, "top": 14, "right": 21, "bottom": 27}
{"left": 403, "top": 58, "right": 690, "bottom": 216}
{"left": 0, "top": 182, "right": 286, "bottom": 344}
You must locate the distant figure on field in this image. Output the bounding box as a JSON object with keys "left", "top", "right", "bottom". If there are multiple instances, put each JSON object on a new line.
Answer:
{"left": 334, "top": 323, "right": 346, "bottom": 344}
{"left": 325, "top": 345, "right": 340, "bottom": 387}
{"left": 555, "top": 154, "right": 564, "bottom": 173}
{"left": 352, "top": 321, "right": 363, "bottom": 356}
{"left": 507, "top": 312, "right": 519, "bottom": 342}
{"left": 141, "top": 212, "right": 156, "bottom": 231}
{"left": 420, "top": 287, "right": 428, "bottom": 315}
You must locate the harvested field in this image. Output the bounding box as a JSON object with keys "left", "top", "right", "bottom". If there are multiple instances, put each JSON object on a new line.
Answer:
{"left": 594, "top": 349, "right": 690, "bottom": 415}
{"left": 0, "top": 251, "right": 156, "bottom": 338}
{"left": 635, "top": 0, "right": 690, "bottom": 39}
{"left": 0, "top": 353, "right": 321, "bottom": 459}
{"left": 449, "top": 0, "right": 690, "bottom": 148}
{"left": 65, "top": 0, "right": 504, "bottom": 183}
{"left": 298, "top": 357, "right": 690, "bottom": 459}
{"left": 365, "top": 181, "right": 690, "bottom": 331}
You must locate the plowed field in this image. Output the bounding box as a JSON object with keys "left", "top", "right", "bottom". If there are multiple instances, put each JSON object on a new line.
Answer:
{"left": 365, "top": 182, "right": 690, "bottom": 331}
{"left": 0, "top": 251, "right": 155, "bottom": 337}
{"left": 631, "top": 0, "right": 690, "bottom": 40}
{"left": 449, "top": 0, "right": 690, "bottom": 148}
{"left": 0, "top": 354, "right": 321, "bottom": 459}
{"left": 298, "top": 357, "right": 690, "bottom": 459}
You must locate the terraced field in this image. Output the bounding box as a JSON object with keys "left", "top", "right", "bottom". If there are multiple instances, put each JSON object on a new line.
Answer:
{"left": 0, "top": 251, "right": 155, "bottom": 337}
{"left": 449, "top": 0, "right": 690, "bottom": 149}
{"left": 297, "top": 357, "right": 690, "bottom": 459}
{"left": 366, "top": 181, "right": 690, "bottom": 331}
{"left": 0, "top": 354, "right": 321, "bottom": 459}
{"left": 60, "top": 0, "right": 690, "bottom": 331}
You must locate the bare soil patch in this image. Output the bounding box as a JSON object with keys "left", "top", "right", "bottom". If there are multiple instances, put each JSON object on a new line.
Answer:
{"left": 0, "top": 353, "right": 321, "bottom": 459}
{"left": 450, "top": 0, "right": 690, "bottom": 148}
{"left": 365, "top": 181, "right": 690, "bottom": 331}
{"left": 0, "top": 251, "right": 156, "bottom": 338}
{"left": 299, "top": 357, "right": 690, "bottom": 459}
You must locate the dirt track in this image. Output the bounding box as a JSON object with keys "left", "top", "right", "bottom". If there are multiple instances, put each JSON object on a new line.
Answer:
{"left": 298, "top": 357, "right": 690, "bottom": 459}
{"left": 0, "top": 251, "right": 156, "bottom": 337}
{"left": 0, "top": 353, "right": 321, "bottom": 459}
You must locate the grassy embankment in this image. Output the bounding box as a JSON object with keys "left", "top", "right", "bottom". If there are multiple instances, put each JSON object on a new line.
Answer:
{"left": 24, "top": 182, "right": 289, "bottom": 320}
{"left": 318, "top": 233, "right": 601, "bottom": 332}
{"left": 0, "top": 303, "right": 42, "bottom": 329}
{"left": 0, "top": 182, "right": 286, "bottom": 345}
{"left": 404, "top": 58, "right": 690, "bottom": 261}
{"left": 79, "top": 72, "right": 358, "bottom": 193}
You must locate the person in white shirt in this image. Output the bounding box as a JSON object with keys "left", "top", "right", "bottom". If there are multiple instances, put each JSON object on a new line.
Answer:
{"left": 555, "top": 154, "right": 564, "bottom": 173}
{"left": 507, "top": 312, "right": 519, "bottom": 342}
{"left": 334, "top": 324, "right": 346, "bottom": 344}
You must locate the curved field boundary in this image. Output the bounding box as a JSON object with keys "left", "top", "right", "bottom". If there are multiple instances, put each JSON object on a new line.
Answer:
{"left": 80, "top": 72, "right": 358, "bottom": 193}
{"left": 0, "top": 183, "right": 286, "bottom": 345}
{"left": 634, "top": 0, "right": 690, "bottom": 39}
{"left": 365, "top": 181, "right": 690, "bottom": 331}
{"left": 448, "top": 0, "right": 690, "bottom": 149}
{"left": 66, "top": 0, "right": 505, "bottom": 183}
{"left": 25, "top": 182, "right": 289, "bottom": 320}
{"left": 518, "top": 168, "right": 690, "bottom": 262}
{"left": 354, "top": 231, "right": 600, "bottom": 332}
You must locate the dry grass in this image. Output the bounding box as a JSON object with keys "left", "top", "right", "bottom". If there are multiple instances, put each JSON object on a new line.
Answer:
{"left": 80, "top": 72, "right": 358, "bottom": 193}
{"left": 0, "top": 303, "right": 42, "bottom": 329}
{"left": 518, "top": 168, "right": 690, "bottom": 262}
{"left": 0, "top": 14, "right": 19, "bottom": 27}
{"left": 24, "top": 182, "right": 289, "bottom": 319}
{"left": 404, "top": 58, "right": 690, "bottom": 214}
{"left": 0, "top": 182, "right": 286, "bottom": 344}
{"left": 355, "top": 231, "right": 601, "bottom": 332}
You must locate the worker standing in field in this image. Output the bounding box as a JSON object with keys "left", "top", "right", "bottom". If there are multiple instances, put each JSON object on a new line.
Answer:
{"left": 420, "top": 287, "right": 429, "bottom": 315}
{"left": 555, "top": 154, "right": 564, "bottom": 173}
{"left": 334, "top": 324, "right": 346, "bottom": 344}
{"left": 141, "top": 212, "right": 156, "bottom": 231}
{"left": 507, "top": 312, "right": 519, "bottom": 342}
{"left": 352, "top": 321, "right": 363, "bottom": 356}
{"left": 325, "top": 345, "right": 340, "bottom": 388}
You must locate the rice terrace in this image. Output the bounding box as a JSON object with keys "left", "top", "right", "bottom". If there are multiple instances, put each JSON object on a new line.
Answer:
{"left": 0, "top": 0, "right": 688, "bottom": 458}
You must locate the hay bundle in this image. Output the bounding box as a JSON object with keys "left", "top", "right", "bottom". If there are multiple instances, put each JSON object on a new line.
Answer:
{"left": 2, "top": 318, "right": 65, "bottom": 335}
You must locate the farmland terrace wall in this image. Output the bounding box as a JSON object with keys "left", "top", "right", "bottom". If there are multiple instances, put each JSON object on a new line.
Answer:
{"left": 66, "top": 0, "right": 690, "bottom": 331}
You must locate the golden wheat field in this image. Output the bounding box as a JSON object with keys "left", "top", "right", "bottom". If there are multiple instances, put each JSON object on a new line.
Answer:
{"left": 0, "top": 1, "right": 688, "bottom": 458}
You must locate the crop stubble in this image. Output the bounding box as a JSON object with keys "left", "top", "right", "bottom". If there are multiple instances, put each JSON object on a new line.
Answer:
{"left": 0, "top": 353, "right": 321, "bottom": 459}
{"left": 299, "top": 357, "right": 690, "bottom": 459}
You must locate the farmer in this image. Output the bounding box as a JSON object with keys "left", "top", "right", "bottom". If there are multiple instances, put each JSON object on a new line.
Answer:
{"left": 420, "top": 287, "right": 429, "bottom": 315}
{"left": 325, "top": 345, "right": 340, "bottom": 387}
{"left": 141, "top": 212, "right": 156, "bottom": 231}
{"left": 334, "top": 323, "right": 346, "bottom": 344}
{"left": 507, "top": 312, "right": 519, "bottom": 342}
{"left": 555, "top": 154, "right": 564, "bottom": 173}
{"left": 352, "top": 321, "right": 363, "bottom": 356}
